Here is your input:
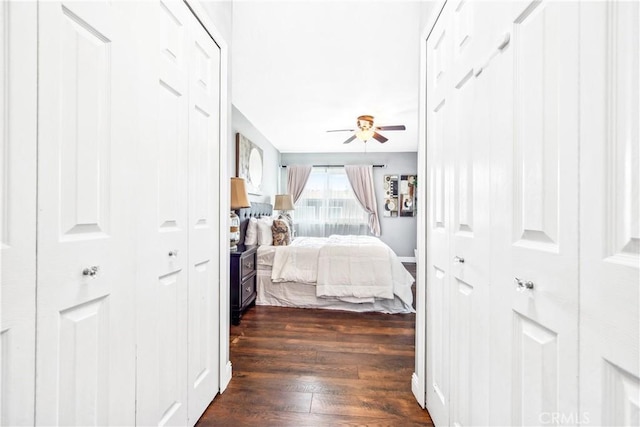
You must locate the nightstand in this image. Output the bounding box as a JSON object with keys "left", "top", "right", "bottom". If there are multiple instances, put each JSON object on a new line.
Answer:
{"left": 230, "top": 244, "right": 257, "bottom": 325}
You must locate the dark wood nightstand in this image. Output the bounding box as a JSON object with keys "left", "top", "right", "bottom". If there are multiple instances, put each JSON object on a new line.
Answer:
{"left": 230, "top": 244, "right": 257, "bottom": 325}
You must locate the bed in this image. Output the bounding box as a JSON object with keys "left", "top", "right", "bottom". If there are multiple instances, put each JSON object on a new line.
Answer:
{"left": 237, "top": 202, "right": 415, "bottom": 314}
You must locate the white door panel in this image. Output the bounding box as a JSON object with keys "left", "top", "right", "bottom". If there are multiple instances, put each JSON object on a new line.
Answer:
{"left": 449, "top": 43, "right": 491, "bottom": 427}
{"left": 0, "top": 3, "right": 37, "bottom": 425}
{"left": 425, "top": 5, "right": 452, "bottom": 425}
{"left": 36, "top": 1, "right": 138, "bottom": 425}
{"left": 490, "top": 2, "right": 580, "bottom": 425}
{"left": 136, "top": 1, "right": 190, "bottom": 425}
{"left": 187, "top": 17, "right": 221, "bottom": 423}
{"left": 580, "top": 2, "right": 640, "bottom": 425}
{"left": 137, "top": 1, "right": 222, "bottom": 425}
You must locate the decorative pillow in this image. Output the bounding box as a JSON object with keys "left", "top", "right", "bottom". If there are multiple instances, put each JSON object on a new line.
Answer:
{"left": 271, "top": 219, "right": 291, "bottom": 246}
{"left": 277, "top": 213, "right": 293, "bottom": 232}
{"left": 256, "top": 217, "right": 274, "bottom": 246}
{"left": 244, "top": 217, "right": 258, "bottom": 245}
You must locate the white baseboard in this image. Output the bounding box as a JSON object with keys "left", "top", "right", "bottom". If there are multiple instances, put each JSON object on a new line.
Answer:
{"left": 220, "top": 361, "right": 232, "bottom": 393}
{"left": 411, "top": 372, "right": 425, "bottom": 408}
{"left": 399, "top": 256, "right": 416, "bottom": 263}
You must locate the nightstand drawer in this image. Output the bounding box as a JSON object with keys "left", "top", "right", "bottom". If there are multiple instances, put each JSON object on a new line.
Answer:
{"left": 231, "top": 244, "right": 258, "bottom": 325}
{"left": 241, "top": 252, "right": 256, "bottom": 280}
{"left": 241, "top": 275, "right": 256, "bottom": 306}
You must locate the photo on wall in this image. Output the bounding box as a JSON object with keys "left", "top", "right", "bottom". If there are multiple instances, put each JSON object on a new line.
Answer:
{"left": 383, "top": 174, "right": 399, "bottom": 217}
{"left": 399, "top": 175, "right": 416, "bottom": 217}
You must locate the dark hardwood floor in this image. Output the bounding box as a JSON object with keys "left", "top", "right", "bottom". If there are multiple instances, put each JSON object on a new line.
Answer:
{"left": 197, "top": 263, "right": 432, "bottom": 426}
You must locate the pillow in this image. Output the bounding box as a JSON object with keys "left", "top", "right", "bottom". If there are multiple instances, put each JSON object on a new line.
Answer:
{"left": 256, "top": 216, "right": 274, "bottom": 246}
{"left": 277, "top": 213, "right": 293, "bottom": 232}
{"left": 244, "top": 217, "right": 258, "bottom": 245}
{"left": 272, "top": 219, "right": 291, "bottom": 246}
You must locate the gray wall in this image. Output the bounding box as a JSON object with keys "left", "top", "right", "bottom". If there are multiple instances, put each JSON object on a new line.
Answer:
{"left": 280, "top": 152, "right": 418, "bottom": 258}
{"left": 231, "top": 105, "right": 281, "bottom": 204}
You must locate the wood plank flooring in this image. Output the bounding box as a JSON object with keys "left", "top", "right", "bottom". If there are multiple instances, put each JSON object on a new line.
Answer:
{"left": 197, "top": 263, "right": 432, "bottom": 426}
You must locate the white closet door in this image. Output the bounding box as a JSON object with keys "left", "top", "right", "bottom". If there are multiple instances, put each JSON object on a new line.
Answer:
{"left": 580, "top": 2, "right": 639, "bottom": 425}
{"left": 489, "top": 2, "right": 579, "bottom": 425}
{"left": 448, "top": 2, "right": 491, "bottom": 425}
{"left": 135, "top": 1, "right": 190, "bottom": 425}
{"left": 425, "top": 5, "right": 453, "bottom": 425}
{"left": 0, "top": 3, "right": 37, "bottom": 425}
{"left": 36, "top": 1, "right": 138, "bottom": 425}
{"left": 187, "top": 16, "right": 222, "bottom": 423}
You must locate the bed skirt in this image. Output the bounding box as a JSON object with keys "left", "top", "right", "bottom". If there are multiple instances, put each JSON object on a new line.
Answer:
{"left": 255, "top": 268, "right": 415, "bottom": 314}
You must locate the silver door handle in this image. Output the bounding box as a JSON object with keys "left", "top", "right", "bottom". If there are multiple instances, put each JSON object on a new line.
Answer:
{"left": 168, "top": 250, "right": 179, "bottom": 257}
{"left": 453, "top": 256, "right": 465, "bottom": 264}
{"left": 82, "top": 266, "right": 100, "bottom": 277}
{"left": 515, "top": 277, "right": 534, "bottom": 290}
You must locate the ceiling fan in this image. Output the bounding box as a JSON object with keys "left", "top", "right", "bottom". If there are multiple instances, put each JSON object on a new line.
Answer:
{"left": 327, "top": 115, "right": 406, "bottom": 144}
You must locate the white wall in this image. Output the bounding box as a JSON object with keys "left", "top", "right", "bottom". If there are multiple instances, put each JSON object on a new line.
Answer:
{"left": 280, "top": 152, "right": 418, "bottom": 258}
{"left": 231, "top": 105, "right": 281, "bottom": 204}
{"left": 200, "top": 1, "right": 232, "bottom": 47}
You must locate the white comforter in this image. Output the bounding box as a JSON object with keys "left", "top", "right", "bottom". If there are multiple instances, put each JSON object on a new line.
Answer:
{"left": 270, "top": 235, "right": 413, "bottom": 306}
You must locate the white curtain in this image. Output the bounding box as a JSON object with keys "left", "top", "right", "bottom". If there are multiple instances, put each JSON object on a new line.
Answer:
{"left": 344, "top": 165, "right": 381, "bottom": 236}
{"left": 295, "top": 167, "right": 369, "bottom": 237}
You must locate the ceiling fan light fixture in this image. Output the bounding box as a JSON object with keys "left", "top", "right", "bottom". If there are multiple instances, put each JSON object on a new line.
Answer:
{"left": 328, "top": 114, "right": 405, "bottom": 145}
{"left": 356, "top": 129, "right": 375, "bottom": 141}
{"left": 357, "top": 115, "right": 374, "bottom": 131}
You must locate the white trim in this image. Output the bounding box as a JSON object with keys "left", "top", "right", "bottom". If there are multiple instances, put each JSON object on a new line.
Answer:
{"left": 398, "top": 256, "right": 416, "bottom": 263}
{"left": 183, "top": 0, "right": 232, "bottom": 395}
{"left": 220, "top": 361, "right": 232, "bottom": 392}
{"left": 414, "top": 0, "right": 447, "bottom": 410}
{"left": 411, "top": 373, "right": 422, "bottom": 408}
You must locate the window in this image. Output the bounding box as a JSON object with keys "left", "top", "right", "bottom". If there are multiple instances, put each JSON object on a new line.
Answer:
{"left": 294, "top": 167, "right": 369, "bottom": 237}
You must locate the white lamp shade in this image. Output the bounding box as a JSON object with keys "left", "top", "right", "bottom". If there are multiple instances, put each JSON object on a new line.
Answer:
{"left": 274, "top": 194, "right": 294, "bottom": 211}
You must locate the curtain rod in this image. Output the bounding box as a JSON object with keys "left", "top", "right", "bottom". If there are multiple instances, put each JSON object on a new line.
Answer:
{"left": 280, "top": 164, "right": 387, "bottom": 168}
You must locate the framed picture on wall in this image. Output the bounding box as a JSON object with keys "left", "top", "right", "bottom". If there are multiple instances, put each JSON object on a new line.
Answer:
{"left": 399, "top": 175, "right": 416, "bottom": 217}
{"left": 236, "top": 133, "right": 263, "bottom": 195}
{"left": 383, "top": 174, "right": 399, "bottom": 217}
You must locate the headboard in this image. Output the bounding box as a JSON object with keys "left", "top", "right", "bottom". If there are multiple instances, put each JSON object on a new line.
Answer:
{"left": 237, "top": 202, "right": 273, "bottom": 244}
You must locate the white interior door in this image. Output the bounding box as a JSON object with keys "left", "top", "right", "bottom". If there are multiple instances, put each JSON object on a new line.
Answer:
{"left": 425, "top": 5, "right": 453, "bottom": 425}
{"left": 136, "top": 1, "right": 190, "bottom": 425}
{"left": 187, "top": 15, "right": 222, "bottom": 424}
{"left": 0, "top": 3, "right": 37, "bottom": 425}
{"left": 448, "top": 2, "right": 492, "bottom": 425}
{"left": 579, "top": 2, "right": 640, "bottom": 425}
{"left": 36, "top": 1, "right": 139, "bottom": 425}
{"left": 489, "top": 2, "right": 580, "bottom": 425}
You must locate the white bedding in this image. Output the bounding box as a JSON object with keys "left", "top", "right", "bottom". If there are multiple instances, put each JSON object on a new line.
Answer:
{"left": 316, "top": 235, "right": 394, "bottom": 300}
{"left": 257, "top": 235, "right": 415, "bottom": 313}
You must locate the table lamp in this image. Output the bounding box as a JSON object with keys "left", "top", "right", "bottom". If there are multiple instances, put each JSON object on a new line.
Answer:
{"left": 230, "top": 177, "right": 251, "bottom": 250}
{"left": 273, "top": 194, "right": 295, "bottom": 230}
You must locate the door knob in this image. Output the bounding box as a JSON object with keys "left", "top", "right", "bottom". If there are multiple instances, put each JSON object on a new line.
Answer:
{"left": 82, "top": 266, "right": 100, "bottom": 277}
{"left": 168, "top": 250, "right": 179, "bottom": 257}
{"left": 453, "top": 256, "right": 465, "bottom": 264}
{"left": 515, "top": 277, "right": 534, "bottom": 291}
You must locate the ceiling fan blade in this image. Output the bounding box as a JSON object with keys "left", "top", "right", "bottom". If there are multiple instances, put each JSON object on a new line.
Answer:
{"left": 327, "top": 129, "right": 355, "bottom": 133}
{"left": 372, "top": 132, "right": 388, "bottom": 143}
{"left": 343, "top": 135, "right": 357, "bottom": 144}
{"left": 376, "top": 125, "right": 406, "bottom": 131}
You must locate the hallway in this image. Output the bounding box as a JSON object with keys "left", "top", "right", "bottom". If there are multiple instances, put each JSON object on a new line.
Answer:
{"left": 198, "top": 265, "right": 433, "bottom": 426}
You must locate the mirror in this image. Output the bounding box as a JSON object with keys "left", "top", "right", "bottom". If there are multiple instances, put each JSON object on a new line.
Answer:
{"left": 248, "top": 147, "right": 263, "bottom": 190}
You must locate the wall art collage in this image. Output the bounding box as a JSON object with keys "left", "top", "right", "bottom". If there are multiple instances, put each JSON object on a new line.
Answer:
{"left": 383, "top": 174, "right": 417, "bottom": 217}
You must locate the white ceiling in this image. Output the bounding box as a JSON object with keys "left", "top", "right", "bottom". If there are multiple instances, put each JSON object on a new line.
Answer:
{"left": 231, "top": 1, "right": 432, "bottom": 153}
